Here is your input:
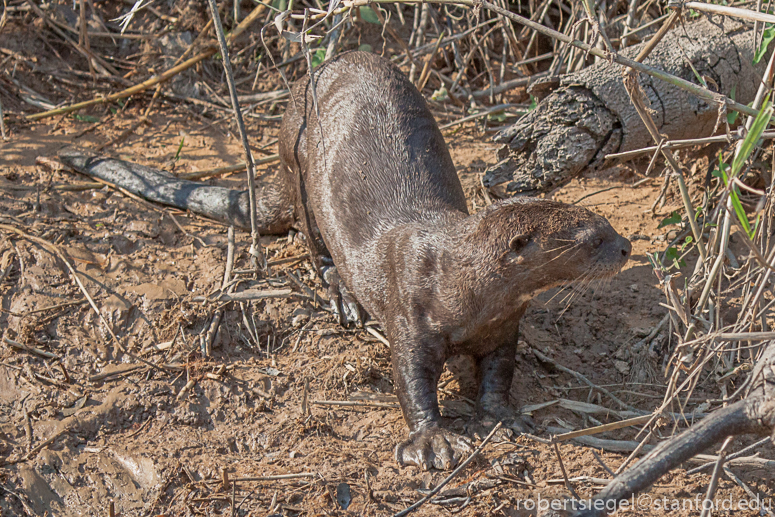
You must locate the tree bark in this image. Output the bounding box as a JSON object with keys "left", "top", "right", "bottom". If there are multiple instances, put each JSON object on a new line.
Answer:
{"left": 484, "top": 16, "right": 767, "bottom": 196}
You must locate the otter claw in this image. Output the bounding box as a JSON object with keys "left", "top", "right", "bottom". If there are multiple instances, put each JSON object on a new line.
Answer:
{"left": 467, "top": 410, "right": 535, "bottom": 440}
{"left": 395, "top": 428, "right": 474, "bottom": 471}
{"left": 339, "top": 288, "right": 362, "bottom": 327}
{"left": 468, "top": 394, "right": 534, "bottom": 439}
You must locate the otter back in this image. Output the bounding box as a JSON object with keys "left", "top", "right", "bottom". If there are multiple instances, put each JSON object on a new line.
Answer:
{"left": 279, "top": 51, "right": 469, "bottom": 318}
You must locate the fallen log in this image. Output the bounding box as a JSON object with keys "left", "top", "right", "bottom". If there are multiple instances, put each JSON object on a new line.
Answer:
{"left": 484, "top": 16, "right": 768, "bottom": 196}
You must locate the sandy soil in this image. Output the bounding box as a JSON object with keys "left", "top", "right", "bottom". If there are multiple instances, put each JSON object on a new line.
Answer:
{"left": 1, "top": 13, "right": 774, "bottom": 517}
{"left": 1, "top": 109, "right": 773, "bottom": 517}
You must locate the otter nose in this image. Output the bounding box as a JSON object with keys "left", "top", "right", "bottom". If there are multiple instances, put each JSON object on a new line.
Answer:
{"left": 619, "top": 236, "right": 632, "bottom": 259}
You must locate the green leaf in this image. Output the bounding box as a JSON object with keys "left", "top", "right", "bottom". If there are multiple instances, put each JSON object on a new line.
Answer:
{"left": 310, "top": 47, "right": 326, "bottom": 68}
{"left": 730, "top": 96, "right": 772, "bottom": 182}
{"left": 174, "top": 135, "right": 185, "bottom": 161}
{"left": 754, "top": 26, "right": 775, "bottom": 65}
{"left": 359, "top": 6, "right": 380, "bottom": 24}
{"left": 718, "top": 161, "right": 751, "bottom": 237}
{"left": 716, "top": 160, "right": 729, "bottom": 184}
{"left": 713, "top": 158, "right": 751, "bottom": 234}
{"left": 658, "top": 211, "right": 682, "bottom": 229}
{"left": 731, "top": 185, "right": 751, "bottom": 236}
{"left": 648, "top": 251, "right": 664, "bottom": 271}
{"left": 718, "top": 97, "right": 772, "bottom": 239}
{"left": 711, "top": 155, "right": 728, "bottom": 179}
{"left": 665, "top": 247, "right": 685, "bottom": 268}
{"left": 729, "top": 97, "right": 771, "bottom": 235}
{"left": 358, "top": 43, "right": 373, "bottom": 53}
{"left": 528, "top": 95, "right": 537, "bottom": 111}
{"left": 686, "top": 60, "right": 707, "bottom": 89}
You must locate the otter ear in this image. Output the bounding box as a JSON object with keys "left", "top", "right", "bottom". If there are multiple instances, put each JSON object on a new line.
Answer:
{"left": 509, "top": 233, "right": 530, "bottom": 254}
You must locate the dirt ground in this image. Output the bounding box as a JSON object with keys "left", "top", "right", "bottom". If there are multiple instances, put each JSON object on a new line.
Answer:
{"left": 1, "top": 14, "right": 774, "bottom": 514}
{"left": 1, "top": 106, "right": 774, "bottom": 517}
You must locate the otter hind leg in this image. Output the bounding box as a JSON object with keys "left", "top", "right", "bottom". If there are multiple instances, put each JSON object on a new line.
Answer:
{"left": 291, "top": 171, "right": 364, "bottom": 328}
{"left": 469, "top": 340, "right": 534, "bottom": 438}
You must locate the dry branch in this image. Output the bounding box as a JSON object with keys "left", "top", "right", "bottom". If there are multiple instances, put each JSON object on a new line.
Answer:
{"left": 204, "top": 0, "right": 265, "bottom": 271}
{"left": 572, "top": 342, "right": 775, "bottom": 517}
{"left": 24, "top": 3, "right": 268, "bottom": 121}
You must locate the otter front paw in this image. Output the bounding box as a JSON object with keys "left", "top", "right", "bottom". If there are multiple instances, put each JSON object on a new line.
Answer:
{"left": 395, "top": 428, "right": 474, "bottom": 470}
{"left": 322, "top": 265, "right": 363, "bottom": 328}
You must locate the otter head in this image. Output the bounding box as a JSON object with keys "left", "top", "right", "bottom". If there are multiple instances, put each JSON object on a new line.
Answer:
{"left": 465, "top": 198, "right": 631, "bottom": 295}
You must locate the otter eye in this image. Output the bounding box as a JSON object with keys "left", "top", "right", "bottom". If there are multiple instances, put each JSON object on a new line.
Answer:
{"left": 509, "top": 234, "right": 530, "bottom": 253}
{"left": 593, "top": 237, "right": 604, "bottom": 248}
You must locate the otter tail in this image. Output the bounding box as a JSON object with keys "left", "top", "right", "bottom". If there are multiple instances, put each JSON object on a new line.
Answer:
{"left": 57, "top": 147, "right": 294, "bottom": 235}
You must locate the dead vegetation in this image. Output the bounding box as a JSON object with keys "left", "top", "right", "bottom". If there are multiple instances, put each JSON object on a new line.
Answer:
{"left": 1, "top": 0, "right": 775, "bottom": 515}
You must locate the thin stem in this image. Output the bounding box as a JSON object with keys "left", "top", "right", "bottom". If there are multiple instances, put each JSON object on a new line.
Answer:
{"left": 204, "top": 0, "right": 266, "bottom": 271}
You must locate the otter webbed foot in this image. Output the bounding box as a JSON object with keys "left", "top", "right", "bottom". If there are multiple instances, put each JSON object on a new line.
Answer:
{"left": 467, "top": 395, "right": 535, "bottom": 439}
{"left": 322, "top": 265, "right": 363, "bottom": 328}
{"left": 395, "top": 427, "right": 474, "bottom": 470}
